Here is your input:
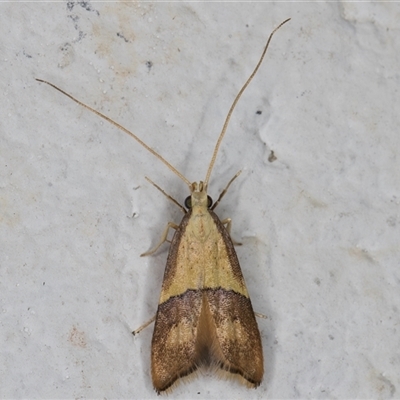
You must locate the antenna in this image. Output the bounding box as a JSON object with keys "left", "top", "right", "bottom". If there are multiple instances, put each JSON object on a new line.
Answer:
{"left": 203, "top": 18, "right": 291, "bottom": 187}
{"left": 35, "top": 79, "right": 192, "bottom": 188}
{"left": 37, "top": 18, "right": 290, "bottom": 193}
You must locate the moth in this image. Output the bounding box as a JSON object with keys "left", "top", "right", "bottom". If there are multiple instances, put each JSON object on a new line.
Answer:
{"left": 37, "top": 18, "right": 290, "bottom": 393}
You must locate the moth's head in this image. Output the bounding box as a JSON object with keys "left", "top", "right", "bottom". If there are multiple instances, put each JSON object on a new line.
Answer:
{"left": 185, "top": 181, "right": 213, "bottom": 210}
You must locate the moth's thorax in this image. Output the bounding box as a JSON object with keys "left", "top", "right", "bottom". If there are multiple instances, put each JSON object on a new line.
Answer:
{"left": 182, "top": 181, "right": 212, "bottom": 243}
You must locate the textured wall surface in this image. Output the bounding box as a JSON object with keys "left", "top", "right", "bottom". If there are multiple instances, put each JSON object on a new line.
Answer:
{"left": 1, "top": 2, "right": 399, "bottom": 398}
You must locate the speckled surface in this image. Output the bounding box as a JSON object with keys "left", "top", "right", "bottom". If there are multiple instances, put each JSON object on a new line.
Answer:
{"left": 1, "top": 2, "right": 399, "bottom": 399}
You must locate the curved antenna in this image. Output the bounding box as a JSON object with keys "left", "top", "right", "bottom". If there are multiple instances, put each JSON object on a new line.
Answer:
{"left": 36, "top": 79, "right": 192, "bottom": 188}
{"left": 203, "top": 18, "right": 291, "bottom": 187}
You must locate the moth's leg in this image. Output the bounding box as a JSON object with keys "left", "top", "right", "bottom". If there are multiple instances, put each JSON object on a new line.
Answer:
{"left": 211, "top": 170, "right": 241, "bottom": 210}
{"left": 132, "top": 315, "right": 156, "bottom": 336}
{"left": 254, "top": 312, "right": 268, "bottom": 319}
{"left": 145, "top": 176, "right": 186, "bottom": 213}
{"left": 221, "top": 218, "right": 242, "bottom": 246}
{"left": 140, "top": 222, "right": 179, "bottom": 257}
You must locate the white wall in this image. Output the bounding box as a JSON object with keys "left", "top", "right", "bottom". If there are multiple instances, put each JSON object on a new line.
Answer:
{"left": 1, "top": 2, "right": 399, "bottom": 398}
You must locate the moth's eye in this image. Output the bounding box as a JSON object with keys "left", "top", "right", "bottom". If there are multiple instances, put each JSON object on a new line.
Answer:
{"left": 207, "top": 196, "right": 213, "bottom": 208}
{"left": 184, "top": 196, "right": 192, "bottom": 209}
